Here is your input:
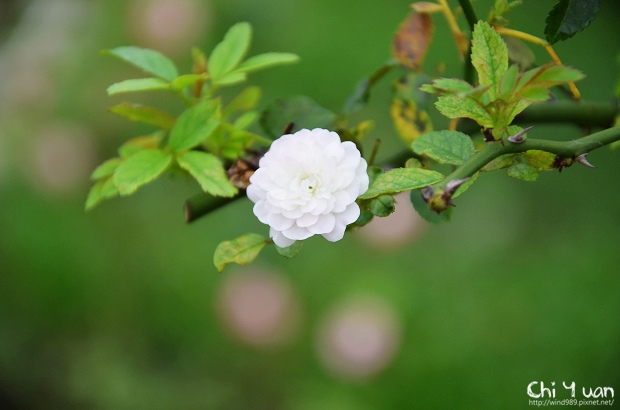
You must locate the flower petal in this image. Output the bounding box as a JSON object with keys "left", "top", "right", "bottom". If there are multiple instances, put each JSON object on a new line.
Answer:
{"left": 306, "top": 213, "right": 336, "bottom": 234}
{"left": 270, "top": 228, "right": 296, "bottom": 248}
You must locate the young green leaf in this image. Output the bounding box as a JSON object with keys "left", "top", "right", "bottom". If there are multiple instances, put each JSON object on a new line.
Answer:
{"left": 214, "top": 233, "right": 268, "bottom": 272}
{"left": 118, "top": 133, "right": 164, "bottom": 158}
{"left": 223, "top": 86, "right": 261, "bottom": 118}
{"left": 91, "top": 158, "right": 122, "bottom": 180}
{"left": 435, "top": 95, "right": 494, "bottom": 128}
{"left": 471, "top": 21, "right": 508, "bottom": 101}
{"left": 507, "top": 163, "right": 539, "bottom": 181}
{"left": 452, "top": 172, "right": 479, "bottom": 199}
{"left": 260, "top": 95, "right": 335, "bottom": 138}
{"left": 233, "top": 111, "right": 258, "bottom": 130}
{"left": 170, "top": 74, "right": 207, "bottom": 91}
{"left": 359, "top": 168, "right": 444, "bottom": 199}
{"left": 426, "top": 78, "right": 474, "bottom": 94}
{"left": 545, "top": 0, "right": 601, "bottom": 45}
{"left": 234, "top": 52, "right": 300, "bottom": 74}
{"left": 109, "top": 103, "right": 176, "bottom": 129}
{"left": 208, "top": 22, "right": 252, "bottom": 81}
{"left": 519, "top": 85, "right": 550, "bottom": 102}
{"left": 411, "top": 130, "right": 475, "bottom": 165}
{"left": 212, "top": 71, "right": 247, "bottom": 87}
{"left": 524, "top": 150, "right": 556, "bottom": 170}
{"left": 106, "top": 78, "right": 170, "bottom": 95}
{"left": 168, "top": 99, "right": 221, "bottom": 152}
{"left": 499, "top": 64, "right": 519, "bottom": 100}
{"left": 275, "top": 241, "right": 303, "bottom": 259}
{"left": 113, "top": 149, "right": 173, "bottom": 195}
{"left": 103, "top": 46, "right": 179, "bottom": 81}
{"left": 176, "top": 151, "right": 238, "bottom": 197}
{"left": 85, "top": 177, "right": 119, "bottom": 210}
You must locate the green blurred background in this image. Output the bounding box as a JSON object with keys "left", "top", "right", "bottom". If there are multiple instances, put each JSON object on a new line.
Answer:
{"left": 1, "top": 0, "right": 618, "bottom": 408}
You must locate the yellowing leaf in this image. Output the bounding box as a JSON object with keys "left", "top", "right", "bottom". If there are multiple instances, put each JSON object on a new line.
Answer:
{"left": 391, "top": 99, "right": 433, "bottom": 143}
{"left": 214, "top": 233, "right": 268, "bottom": 272}
{"left": 471, "top": 21, "right": 508, "bottom": 101}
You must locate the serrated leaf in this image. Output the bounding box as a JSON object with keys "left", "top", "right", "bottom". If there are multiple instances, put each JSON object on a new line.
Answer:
{"left": 519, "top": 85, "right": 550, "bottom": 102}
{"left": 234, "top": 52, "right": 299, "bottom": 74}
{"left": 106, "top": 78, "right": 169, "bottom": 95}
{"left": 260, "top": 95, "right": 335, "bottom": 138}
{"left": 532, "top": 65, "right": 585, "bottom": 84}
{"left": 482, "top": 153, "right": 518, "bottom": 171}
{"left": 393, "top": 12, "right": 434, "bottom": 70}
{"left": 214, "top": 233, "right": 268, "bottom": 272}
{"left": 168, "top": 99, "right": 221, "bottom": 152}
{"left": 91, "top": 158, "right": 122, "bottom": 180}
{"left": 113, "top": 149, "right": 172, "bottom": 195}
{"left": 360, "top": 168, "right": 444, "bottom": 199}
{"left": 369, "top": 195, "right": 396, "bottom": 217}
{"left": 545, "top": 0, "right": 601, "bottom": 45}
{"left": 435, "top": 95, "right": 494, "bottom": 128}
{"left": 103, "top": 46, "right": 179, "bottom": 81}
{"left": 410, "top": 189, "right": 452, "bottom": 223}
{"left": 471, "top": 21, "right": 508, "bottom": 101}
{"left": 85, "top": 176, "right": 119, "bottom": 211}
{"left": 118, "top": 133, "right": 164, "bottom": 158}
{"left": 275, "top": 241, "right": 303, "bottom": 259}
{"left": 109, "top": 103, "right": 176, "bottom": 129}
{"left": 507, "top": 163, "right": 539, "bottom": 181}
{"left": 429, "top": 78, "right": 474, "bottom": 94}
{"left": 177, "top": 151, "right": 238, "bottom": 197}
{"left": 411, "top": 130, "right": 475, "bottom": 165}
{"left": 208, "top": 22, "right": 252, "bottom": 81}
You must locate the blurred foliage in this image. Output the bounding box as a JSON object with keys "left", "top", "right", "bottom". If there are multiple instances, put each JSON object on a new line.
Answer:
{"left": 0, "top": 0, "right": 619, "bottom": 409}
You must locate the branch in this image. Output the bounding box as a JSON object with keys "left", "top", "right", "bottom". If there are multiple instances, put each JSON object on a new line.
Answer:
{"left": 437, "top": 125, "right": 620, "bottom": 190}
{"left": 457, "top": 0, "right": 478, "bottom": 31}
{"left": 457, "top": 0, "right": 478, "bottom": 84}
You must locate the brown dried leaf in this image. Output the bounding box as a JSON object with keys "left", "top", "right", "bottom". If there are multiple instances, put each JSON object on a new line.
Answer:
{"left": 393, "top": 12, "right": 434, "bottom": 71}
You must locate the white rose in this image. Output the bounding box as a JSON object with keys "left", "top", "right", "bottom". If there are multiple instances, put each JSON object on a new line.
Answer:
{"left": 247, "top": 128, "right": 369, "bottom": 248}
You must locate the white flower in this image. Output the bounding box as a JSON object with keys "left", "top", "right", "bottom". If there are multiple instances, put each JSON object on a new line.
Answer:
{"left": 247, "top": 128, "right": 369, "bottom": 248}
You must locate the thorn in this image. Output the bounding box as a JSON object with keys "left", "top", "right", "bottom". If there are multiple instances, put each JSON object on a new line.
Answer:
{"left": 575, "top": 153, "right": 596, "bottom": 168}
{"left": 421, "top": 186, "right": 434, "bottom": 202}
{"left": 445, "top": 177, "right": 471, "bottom": 195}
{"left": 507, "top": 126, "right": 533, "bottom": 144}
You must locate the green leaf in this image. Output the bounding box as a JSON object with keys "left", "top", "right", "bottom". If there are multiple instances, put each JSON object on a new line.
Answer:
{"left": 545, "top": 0, "right": 601, "bottom": 44}
{"left": 176, "top": 151, "right": 238, "bottom": 197}
{"left": 369, "top": 195, "right": 396, "bottom": 217}
{"left": 208, "top": 22, "right": 252, "bottom": 81}
{"left": 275, "top": 241, "right": 303, "bottom": 259}
{"left": 118, "top": 133, "right": 164, "bottom": 158}
{"left": 168, "top": 99, "right": 221, "bottom": 152}
{"left": 452, "top": 171, "right": 479, "bottom": 199}
{"left": 531, "top": 65, "right": 585, "bottom": 84}
{"left": 260, "top": 95, "right": 336, "bottom": 138}
{"left": 435, "top": 95, "right": 494, "bottom": 128}
{"left": 234, "top": 52, "right": 299, "bottom": 74}
{"left": 471, "top": 21, "right": 508, "bottom": 101}
{"left": 411, "top": 130, "right": 475, "bottom": 165}
{"left": 519, "top": 85, "right": 550, "bottom": 102}
{"left": 103, "top": 46, "right": 178, "bottom": 81}
{"left": 109, "top": 103, "right": 176, "bottom": 129}
{"left": 91, "top": 158, "right": 122, "bottom": 180}
{"left": 212, "top": 71, "right": 247, "bottom": 87}
{"left": 507, "top": 163, "right": 539, "bottom": 181}
{"left": 499, "top": 64, "right": 519, "bottom": 100}
{"left": 360, "top": 168, "right": 444, "bottom": 199}
{"left": 428, "top": 78, "right": 474, "bottom": 93}
{"left": 342, "top": 62, "right": 396, "bottom": 114}
{"left": 410, "top": 189, "right": 452, "bottom": 223}
{"left": 233, "top": 111, "right": 258, "bottom": 130}
{"left": 482, "top": 153, "right": 518, "bottom": 171}
{"left": 524, "top": 150, "right": 556, "bottom": 170}
{"left": 214, "top": 233, "right": 268, "bottom": 272}
{"left": 85, "top": 176, "right": 119, "bottom": 210}
{"left": 223, "top": 86, "right": 261, "bottom": 118}
{"left": 113, "top": 149, "right": 173, "bottom": 195}
{"left": 170, "top": 74, "right": 206, "bottom": 91}
{"left": 106, "top": 78, "right": 170, "bottom": 95}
